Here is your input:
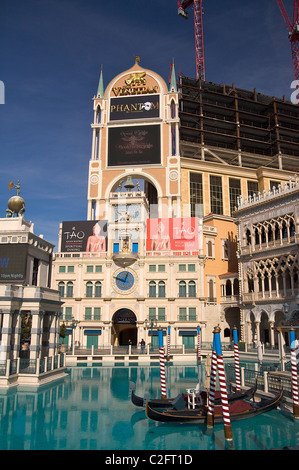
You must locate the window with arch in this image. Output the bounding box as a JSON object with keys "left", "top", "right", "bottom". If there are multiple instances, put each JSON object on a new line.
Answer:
{"left": 158, "top": 281, "right": 166, "bottom": 298}
{"left": 86, "top": 282, "right": 93, "bottom": 298}
{"left": 179, "top": 281, "right": 187, "bottom": 298}
{"left": 188, "top": 281, "right": 196, "bottom": 298}
{"left": 66, "top": 281, "right": 73, "bottom": 298}
{"left": 58, "top": 282, "right": 65, "bottom": 298}
{"left": 95, "top": 281, "right": 102, "bottom": 298}
{"left": 149, "top": 281, "right": 156, "bottom": 298}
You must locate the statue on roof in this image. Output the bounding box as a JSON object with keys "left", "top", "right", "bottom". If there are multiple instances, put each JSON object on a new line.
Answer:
{"left": 6, "top": 180, "right": 26, "bottom": 217}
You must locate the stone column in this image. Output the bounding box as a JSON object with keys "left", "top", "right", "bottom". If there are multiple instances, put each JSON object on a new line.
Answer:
{"left": 269, "top": 321, "right": 275, "bottom": 348}
{"left": 12, "top": 312, "right": 22, "bottom": 360}
{"left": 0, "top": 309, "right": 13, "bottom": 361}
{"left": 30, "top": 310, "right": 43, "bottom": 359}
{"left": 48, "top": 314, "right": 57, "bottom": 356}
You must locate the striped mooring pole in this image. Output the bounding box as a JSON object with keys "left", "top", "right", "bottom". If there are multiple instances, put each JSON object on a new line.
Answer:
{"left": 167, "top": 325, "right": 171, "bottom": 362}
{"left": 158, "top": 329, "right": 167, "bottom": 399}
{"left": 233, "top": 326, "right": 241, "bottom": 391}
{"left": 197, "top": 325, "right": 201, "bottom": 362}
{"left": 207, "top": 335, "right": 217, "bottom": 428}
{"left": 214, "top": 326, "right": 233, "bottom": 441}
{"left": 290, "top": 328, "right": 299, "bottom": 419}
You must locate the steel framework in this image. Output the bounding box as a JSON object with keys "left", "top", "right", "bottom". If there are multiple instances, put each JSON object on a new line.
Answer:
{"left": 276, "top": 0, "right": 299, "bottom": 80}
{"left": 178, "top": 0, "right": 205, "bottom": 81}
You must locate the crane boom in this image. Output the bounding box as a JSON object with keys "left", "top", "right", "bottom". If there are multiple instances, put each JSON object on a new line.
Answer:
{"left": 178, "top": 0, "right": 205, "bottom": 81}
{"left": 276, "top": 0, "right": 299, "bottom": 81}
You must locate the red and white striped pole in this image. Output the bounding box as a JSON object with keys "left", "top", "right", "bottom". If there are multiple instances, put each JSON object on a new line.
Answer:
{"left": 207, "top": 335, "right": 217, "bottom": 428}
{"left": 197, "top": 325, "right": 201, "bottom": 362}
{"left": 214, "top": 326, "right": 233, "bottom": 441}
{"left": 167, "top": 325, "right": 170, "bottom": 362}
{"left": 158, "top": 328, "right": 167, "bottom": 399}
{"left": 290, "top": 328, "right": 299, "bottom": 419}
{"left": 233, "top": 327, "right": 241, "bottom": 391}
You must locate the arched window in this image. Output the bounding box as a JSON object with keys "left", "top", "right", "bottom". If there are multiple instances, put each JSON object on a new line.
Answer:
{"left": 158, "top": 281, "right": 166, "bottom": 298}
{"left": 86, "top": 282, "right": 93, "bottom": 298}
{"left": 171, "top": 99, "right": 176, "bottom": 119}
{"left": 208, "top": 279, "right": 214, "bottom": 300}
{"left": 66, "top": 281, "right": 73, "bottom": 298}
{"left": 226, "top": 280, "right": 232, "bottom": 296}
{"left": 179, "top": 281, "right": 187, "bottom": 298}
{"left": 149, "top": 281, "right": 156, "bottom": 298}
{"left": 188, "top": 281, "right": 196, "bottom": 298}
{"left": 58, "top": 282, "right": 65, "bottom": 298}
{"left": 207, "top": 240, "right": 213, "bottom": 257}
{"left": 95, "top": 281, "right": 102, "bottom": 298}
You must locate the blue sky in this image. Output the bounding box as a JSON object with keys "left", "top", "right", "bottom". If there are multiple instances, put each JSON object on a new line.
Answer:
{"left": 0, "top": 0, "right": 295, "bottom": 247}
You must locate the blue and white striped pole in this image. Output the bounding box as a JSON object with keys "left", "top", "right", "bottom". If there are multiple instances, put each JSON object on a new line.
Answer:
{"left": 158, "top": 329, "right": 167, "bottom": 399}
{"left": 197, "top": 325, "right": 201, "bottom": 361}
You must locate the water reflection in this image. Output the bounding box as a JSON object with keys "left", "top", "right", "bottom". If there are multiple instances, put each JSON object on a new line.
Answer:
{"left": 0, "top": 365, "right": 298, "bottom": 450}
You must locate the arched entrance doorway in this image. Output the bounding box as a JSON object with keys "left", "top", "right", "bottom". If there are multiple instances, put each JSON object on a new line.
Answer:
{"left": 112, "top": 309, "right": 137, "bottom": 346}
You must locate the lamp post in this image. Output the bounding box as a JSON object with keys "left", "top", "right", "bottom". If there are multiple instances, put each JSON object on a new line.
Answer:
{"left": 144, "top": 317, "right": 158, "bottom": 352}
{"left": 70, "top": 316, "right": 79, "bottom": 355}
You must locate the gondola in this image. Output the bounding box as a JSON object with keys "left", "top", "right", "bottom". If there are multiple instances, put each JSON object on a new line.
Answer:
{"left": 131, "top": 382, "right": 257, "bottom": 409}
{"left": 145, "top": 389, "right": 284, "bottom": 424}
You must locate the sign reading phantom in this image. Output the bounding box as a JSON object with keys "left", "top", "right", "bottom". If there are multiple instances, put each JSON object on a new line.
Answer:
{"left": 110, "top": 95, "right": 160, "bottom": 121}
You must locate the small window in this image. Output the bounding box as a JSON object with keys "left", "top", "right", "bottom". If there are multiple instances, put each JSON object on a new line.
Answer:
{"left": 95, "top": 265, "right": 102, "bottom": 272}
{"left": 189, "top": 308, "right": 196, "bottom": 321}
{"left": 158, "top": 265, "right": 165, "bottom": 272}
{"left": 86, "top": 266, "right": 93, "bottom": 273}
{"left": 158, "top": 308, "right": 165, "bottom": 321}
{"left": 179, "top": 264, "right": 186, "bottom": 272}
{"left": 179, "top": 308, "right": 187, "bottom": 321}
{"left": 59, "top": 266, "right": 66, "bottom": 273}
{"left": 65, "top": 307, "right": 72, "bottom": 320}
{"left": 94, "top": 307, "right": 101, "bottom": 320}
{"left": 149, "top": 265, "right": 156, "bottom": 272}
{"left": 85, "top": 307, "right": 92, "bottom": 320}
{"left": 67, "top": 266, "right": 74, "bottom": 273}
{"left": 148, "top": 308, "right": 156, "bottom": 320}
{"left": 188, "top": 264, "right": 195, "bottom": 272}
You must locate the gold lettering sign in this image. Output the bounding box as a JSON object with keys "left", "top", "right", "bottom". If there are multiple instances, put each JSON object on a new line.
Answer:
{"left": 112, "top": 72, "right": 159, "bottom": 97}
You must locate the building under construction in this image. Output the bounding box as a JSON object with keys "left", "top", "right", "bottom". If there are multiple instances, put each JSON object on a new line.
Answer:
{"left": 179, "top": 75, "right": 299, "bottom": 172}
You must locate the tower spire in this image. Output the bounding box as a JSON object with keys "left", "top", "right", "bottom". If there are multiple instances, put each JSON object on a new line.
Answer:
{"left": 97, "top": 66, "right": 104, "bottom": 97}
{"left": 169, "top": 60, "right": 177, "bottom": 92}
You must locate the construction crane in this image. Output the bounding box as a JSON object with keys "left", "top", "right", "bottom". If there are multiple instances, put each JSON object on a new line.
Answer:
{"left": 276, "top": 0, "right": 299, "bottom": 80}
{"left": 178, "top": 0, "right": 205, "bottom": 81}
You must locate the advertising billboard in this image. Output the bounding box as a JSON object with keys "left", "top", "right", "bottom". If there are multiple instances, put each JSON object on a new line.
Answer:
{"left": 61, "top": 221, "right": 108, "bottom": 253}
{"left": 110, "top": 95, "right": 160, "bottom": 121}
{"left": 108, "top": 125, "right": 160, "bottom": 166}
{"left": 0, "top": 244, "right": 28, "bottom": 283}
{"left": 146, "top": 218, "right": 199, "bottom": 252}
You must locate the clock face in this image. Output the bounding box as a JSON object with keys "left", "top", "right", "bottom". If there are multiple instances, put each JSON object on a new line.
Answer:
{"left": 113, "top": 204, "right": 140, "bottom": 222}
{"left": 115, "top": 271, "right": 135, "bottom": 291}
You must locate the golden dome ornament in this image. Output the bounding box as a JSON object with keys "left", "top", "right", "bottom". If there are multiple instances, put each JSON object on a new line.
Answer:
{"left": 6, "top": 180, "right": 26, "bottom": 217}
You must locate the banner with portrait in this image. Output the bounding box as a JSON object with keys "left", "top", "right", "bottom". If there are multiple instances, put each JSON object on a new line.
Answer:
{"left": 146, "top": 217, "right": 199, "bottom": 252}
{"left": 61, "top": 221, "right": 108, "bottom": 253}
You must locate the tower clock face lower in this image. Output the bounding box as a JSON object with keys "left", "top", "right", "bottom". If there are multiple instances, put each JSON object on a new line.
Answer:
{"left": 112, "top": 268, "right": 137, "bottom": 295}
